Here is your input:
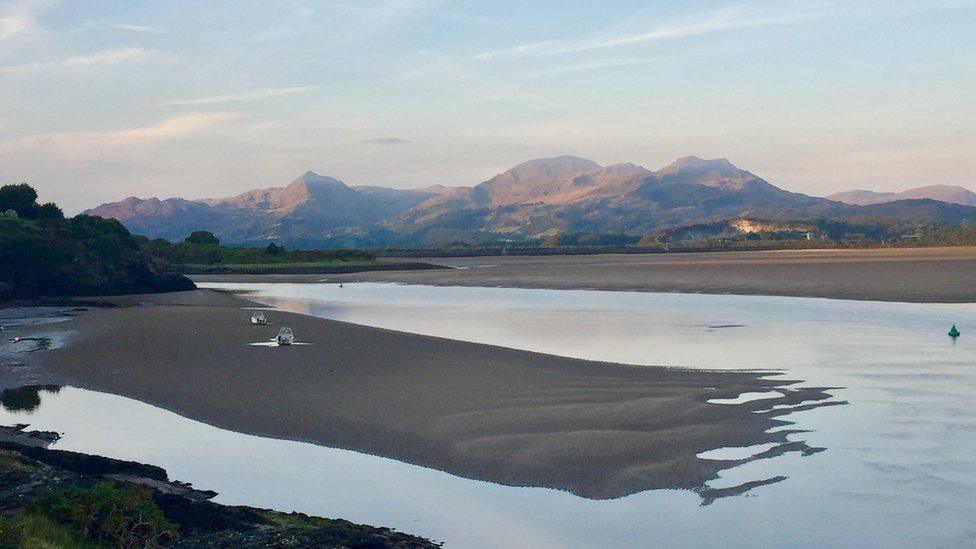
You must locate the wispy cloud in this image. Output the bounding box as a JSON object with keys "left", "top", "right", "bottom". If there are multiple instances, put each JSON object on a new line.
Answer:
{"left": 363, "top": 137, "right": 410, "bottom": 145}
{"left": 0, "top": 113, "right": 240, "bottom": 156}
{"left": 60, "top": 46, "right": 149, "bottom": 66}
{"left": 0, "top": 0, "right": 55, "bottom": 46}
{"left": 543, "top": 57, "right": 652, "bottom": 75}
{"left": 476, "top": 5, "right": 818, "bottom": 59}
{"left": 158, "top": 86, "right": 321, "bottom": 107}
{"left": 113, "top": 23, "right": 165, "bottom": 34}
{"left": 0, "top": 46, "right": 150, "bottom": 73}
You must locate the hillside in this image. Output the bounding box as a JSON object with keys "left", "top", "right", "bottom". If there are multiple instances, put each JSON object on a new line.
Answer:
{"left": 85, "top": 157, "right": 976, "bottom": 248}
{"left": 828, "top": 185, "right": 976, "bottom": 206}
{"left": 0, "top": 184, "right": 194, "bottom": 299}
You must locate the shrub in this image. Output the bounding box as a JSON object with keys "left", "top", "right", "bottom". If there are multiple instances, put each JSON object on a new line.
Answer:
{"left": 184, "top": 230, "right": 220, "bottom": 245}
{"left": 0, "top": 187, "right": 194, "bottom": 298}
{"left": 28, "top": 482, "right": 178, "bottom": 548}
{"left": 0, "top": 512, "right": 86, "bottom": 549}
{"left": 0, "top": 183, "right": 38, "bottom": 218}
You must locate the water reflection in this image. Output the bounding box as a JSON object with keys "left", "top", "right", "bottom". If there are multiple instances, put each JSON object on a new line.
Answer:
{"left": 6, "top": 282, "right": 976, "bottom": 547}
{"left": 0, "top": 385, "right": 839, "bottom": 548}
{"left": 187, "top": 282, "right": 976, "bottom": 547}
{"left": 1, "top": 385, "right": 61, "bottom": 412}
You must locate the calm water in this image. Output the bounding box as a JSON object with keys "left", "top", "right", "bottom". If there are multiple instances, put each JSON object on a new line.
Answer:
{"left": 4, "top": 283, "right": 975, "bottom": 547}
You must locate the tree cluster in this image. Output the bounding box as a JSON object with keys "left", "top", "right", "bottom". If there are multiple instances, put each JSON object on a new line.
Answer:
{"left": 0, "top": 184, "right": 193, "bottom": 299}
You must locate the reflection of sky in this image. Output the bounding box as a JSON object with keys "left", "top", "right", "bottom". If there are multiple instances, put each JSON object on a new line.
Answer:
{"left": 5, "top": 283, "right": 976, "bottom": 548}
{"left": 204, "top": 281, "right": 976, "bottom": 378}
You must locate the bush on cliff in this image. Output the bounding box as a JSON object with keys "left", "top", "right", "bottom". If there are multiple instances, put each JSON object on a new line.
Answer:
{"left": 0, "top": 184, "right": 195, "bottom": 299}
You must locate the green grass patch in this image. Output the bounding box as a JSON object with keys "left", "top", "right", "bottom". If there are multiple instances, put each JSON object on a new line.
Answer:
{"left": 0, "top": 512, "right": 97, "bottom": 549}
{"left": 262, "top": 510, "right": 328, "bottom": 530}
{"left": 25, "top": 481, "right": 178, "bottom": 548}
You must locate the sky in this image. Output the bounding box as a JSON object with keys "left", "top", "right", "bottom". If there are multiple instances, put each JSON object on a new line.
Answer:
{"left": 1, "top": 0, "right": 974, "bottom": 213}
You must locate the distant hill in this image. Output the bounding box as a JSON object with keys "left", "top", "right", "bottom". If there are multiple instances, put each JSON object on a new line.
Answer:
{"left": 85, "top": 157, "right": 976, "bottom": 248}
{"left": 827, "top": 185, "right": 976, "bottom": 207}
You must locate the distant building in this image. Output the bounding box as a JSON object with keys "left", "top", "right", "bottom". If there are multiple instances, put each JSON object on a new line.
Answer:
{"left": 1, "top": 209, "right": 18, "bottom": 219}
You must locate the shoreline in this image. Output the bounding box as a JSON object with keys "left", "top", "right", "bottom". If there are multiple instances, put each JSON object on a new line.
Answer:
{"left": 189, "top": 247, "right": 976, "bottom": 303}
{"left": 3, "top": 289, "right": 841, "bottom": 501}
{"left": 0, "top": 422, "right": 439, "bottom": 547}
{"left": 179, "top": 260, "right": 448, "bottom": 276}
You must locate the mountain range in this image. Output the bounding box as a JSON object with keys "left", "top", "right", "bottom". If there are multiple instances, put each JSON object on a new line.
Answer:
{"left": 826, "top": 185, "right": 976, "bottom": 207}
{"left": 86, "top": 156, "right": 976, "bottom": 248}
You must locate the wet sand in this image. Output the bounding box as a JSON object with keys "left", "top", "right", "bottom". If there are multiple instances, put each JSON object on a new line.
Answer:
{"left": 9, "top": 290, "right": 837, "bottom": 500}
{"left": 192, "top": 247, "right": 976, "bottom": 303}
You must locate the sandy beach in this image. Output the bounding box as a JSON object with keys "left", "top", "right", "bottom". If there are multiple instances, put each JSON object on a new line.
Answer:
{"left": 4, "top": 290, "right": 837, "bottom": 501}
{"left": 192, "top": 247, "right": 976, "bottom": 303}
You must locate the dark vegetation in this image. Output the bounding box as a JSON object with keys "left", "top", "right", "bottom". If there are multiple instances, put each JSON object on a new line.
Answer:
{"left": 0, "top": 185, "right": 193, "bottom": 300}
{"left": 136, "top": 231, "right": 452, "bottom": 274}
{"left": 377, "top": 220, "right": 976, "bottom": 257}
{"left": 0, "top": 427, "right": 440, "bottom": 548}
{"left": 0, "top": 183, "right": 428, "bottom": 293}
{"left": 138, "top": 230, "right": 375, "bottom": 266}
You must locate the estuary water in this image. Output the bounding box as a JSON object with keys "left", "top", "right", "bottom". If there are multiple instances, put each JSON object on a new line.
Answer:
{"left": 3, "top": 283, "right": 975, "bottom": 547}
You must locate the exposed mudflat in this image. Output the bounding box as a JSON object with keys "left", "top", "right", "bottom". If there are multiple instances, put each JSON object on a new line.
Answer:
{"left": 9, "top": 290, "right": 836, "bottom": 500}
{"left": 192, "top": 247, "right": 976, "bottom": 303}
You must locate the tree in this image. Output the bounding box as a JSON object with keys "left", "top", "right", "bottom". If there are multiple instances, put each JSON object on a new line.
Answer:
{"left": 265, "top": 242, "right": 283, "bottom": 255}
{"left": 34, "top": 202, "right": 64, "bottom": 220}
{"left": 184, "top": 231, "right": 220, "bottom": 245}
{"left": 0, "top": 184, "right": 38, "bottom": 217}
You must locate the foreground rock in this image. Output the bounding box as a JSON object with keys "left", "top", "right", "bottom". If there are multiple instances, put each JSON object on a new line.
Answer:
{"left": 0, "top": 428, "right": 439, "bottom": 548}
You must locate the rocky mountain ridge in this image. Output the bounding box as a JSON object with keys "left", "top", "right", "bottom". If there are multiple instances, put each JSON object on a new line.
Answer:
{"left": 85, "top": 156, "right": 976, "bottom": 248}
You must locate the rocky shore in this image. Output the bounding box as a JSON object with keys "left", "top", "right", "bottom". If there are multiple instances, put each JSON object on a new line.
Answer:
{"left": 0, "top": 425, "right": 439, "bottom": 548}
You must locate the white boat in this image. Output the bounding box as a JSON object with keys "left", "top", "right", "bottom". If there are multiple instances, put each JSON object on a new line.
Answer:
{"left": 250, "top": 311, "right": 268, "bottom": 325}
{"left": 276, "top": 327, "right": 295, "bottom": 346}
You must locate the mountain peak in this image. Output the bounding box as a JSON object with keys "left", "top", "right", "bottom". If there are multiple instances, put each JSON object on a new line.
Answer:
{"left": 292, "top": 170, "right": 338, "bottom": 183}
{"left": 652, "top": 156, "right": 783, "bottom": 195}
{"left": 657, "top": 156, "right": 749, "bottom": 181}
{"left": 474, "top": 156, "right": 604, "bottom": 206}
{"left": 661, "top": 156, "right": 737, "bottom": 174}
{"left": 490, "top": 156, "right": 603, "bottom": 185}
{"left": 281, "top": 172, "right": 353, "bottom": 205}
{"left": 506, "top": 156, "right": 602, "bottom": 177}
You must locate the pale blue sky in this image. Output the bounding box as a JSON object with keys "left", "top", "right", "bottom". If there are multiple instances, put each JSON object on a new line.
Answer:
{"left": 1, "top": 0, "right": 974, "bottom": 212}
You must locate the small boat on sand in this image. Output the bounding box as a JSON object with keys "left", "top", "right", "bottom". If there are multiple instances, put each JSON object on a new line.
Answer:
{"left": 276, "top": 327, "right": 295, "bottom": 346}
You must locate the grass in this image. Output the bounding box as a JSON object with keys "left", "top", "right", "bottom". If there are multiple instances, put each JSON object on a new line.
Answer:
{"left": 0, "top": 513, "right": 98, "bottom": 549}
{"left": 262, "top": 510, "right": 328, "bottom": 530}
{"left": 37, "top": 483, "right": 176, "bottom": 546}
{"left": 0, "top": 482, "right": 180, "bottom": 548}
